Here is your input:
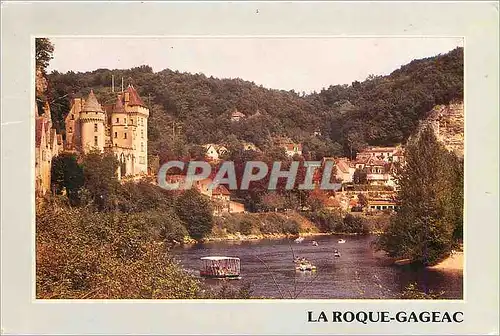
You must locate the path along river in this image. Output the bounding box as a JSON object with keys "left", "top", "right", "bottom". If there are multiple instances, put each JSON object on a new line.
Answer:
{"left": 172, "top": 234, "right": 463, "bottom": 299}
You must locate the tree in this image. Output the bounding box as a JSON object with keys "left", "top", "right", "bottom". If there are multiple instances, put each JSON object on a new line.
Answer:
{"left": 357, "top": 193, "right": 368, "bottom": 208}
{"left": 261, "top": 192, "right": 286, "bottom": 212}
{"left": 175, "top": 188, "right": 214, "bottom": 240}
{"left": 51, "top": 153, "right": 84, "bottom": 205}
{"left": 353, "top": 168, "right": 367, "bottom": 184}
{"left": 35, "top": 38, "right": 54, "bottom": 73}
{"left": 377, "top": 126, "right": 463, "bottom": 266}
{"left": 80, "top": 150, "right": 120, "bottom": 211}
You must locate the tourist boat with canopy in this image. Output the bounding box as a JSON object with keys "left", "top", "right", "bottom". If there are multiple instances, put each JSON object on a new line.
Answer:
{"left": 199, "top": 256, "right": 241, "bottom": 279}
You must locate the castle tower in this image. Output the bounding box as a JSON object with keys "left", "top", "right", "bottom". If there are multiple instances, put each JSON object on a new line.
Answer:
{"left": 110, "top": 94, "right": 134, "bottom": 177}
{"left": 122, "top": 85, "right": 149, "bottom": 175}
{"left": 79, "top": 90, "right": 106, "bottom": 153}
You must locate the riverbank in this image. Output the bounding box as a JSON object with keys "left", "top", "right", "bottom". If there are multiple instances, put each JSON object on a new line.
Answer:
{"left": 202, "top": 231, "right": 332, "bottom": 243}
{"left": 428, "top": 252, "right": 464, "bottom": 271}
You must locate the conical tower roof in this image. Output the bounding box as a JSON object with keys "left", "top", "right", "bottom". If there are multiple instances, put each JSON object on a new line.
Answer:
{"left": 113, "top": 94, "right": 126, "bottom": 113}
{"left": 125, "top": 84, "right": 145, "bottom": 107}
{"left": 83, "top": 89, "right": 103, "bottom": 112}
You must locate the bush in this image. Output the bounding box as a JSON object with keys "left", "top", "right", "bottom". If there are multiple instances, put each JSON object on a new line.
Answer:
{"left": 341, "top": 214, "right": 370, "bottom": 234}
{"left": 281, "top": 219, "right": 300, "bottom": 235}
{"left": 239, "top": 219, "right": 254, "bottom": 235}
{"left": 304, "top": 210, "right": 343, "bottom": 233}
{"left": 175, "top": 189, "right": 214, "bottom": 240}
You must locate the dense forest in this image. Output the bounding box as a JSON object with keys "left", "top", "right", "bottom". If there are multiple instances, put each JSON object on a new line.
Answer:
{"left": 44, "top": 47, "right": 463, "bottom": 162}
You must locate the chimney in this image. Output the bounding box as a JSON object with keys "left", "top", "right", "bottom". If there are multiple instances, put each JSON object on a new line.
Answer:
{"left": 124, "top": 92, "right": 130, "bottom": 103}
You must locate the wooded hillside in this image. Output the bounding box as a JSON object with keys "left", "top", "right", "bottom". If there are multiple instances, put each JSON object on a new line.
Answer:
{"left": 45, "top": 47, "right": 463, "bottom": 160}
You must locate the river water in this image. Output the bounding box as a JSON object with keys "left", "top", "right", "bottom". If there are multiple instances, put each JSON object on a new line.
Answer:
{"left": 172, "top": 234, "right": 463, "bottom": 299}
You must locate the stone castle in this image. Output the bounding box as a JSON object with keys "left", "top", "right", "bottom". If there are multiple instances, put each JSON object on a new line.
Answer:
{"left": 64, "top": 85, "right": 149, "bottom": 178}
{"left": 35, "top": 84, "right": 149, "bottom": 196}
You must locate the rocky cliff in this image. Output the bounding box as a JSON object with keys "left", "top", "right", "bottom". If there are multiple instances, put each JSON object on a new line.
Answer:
{"left": 421, "top": 101, "right": 464, "bottom": 157}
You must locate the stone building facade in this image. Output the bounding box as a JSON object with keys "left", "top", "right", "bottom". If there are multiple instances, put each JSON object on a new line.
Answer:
{"left": 64, "top": 85, "right": 149, "bottom": 178}
{"left": 35, "top": 102, "right": 62, "bottom": 196}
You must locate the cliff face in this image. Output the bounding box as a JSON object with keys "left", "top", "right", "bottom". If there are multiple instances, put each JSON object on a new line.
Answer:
{"left": 421, "top": 102, "right": 464, "bottom": 157}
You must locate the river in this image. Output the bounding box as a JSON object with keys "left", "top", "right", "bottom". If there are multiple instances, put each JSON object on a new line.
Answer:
{"left": 172, "top": 234, "right": 463, "bottom": 299}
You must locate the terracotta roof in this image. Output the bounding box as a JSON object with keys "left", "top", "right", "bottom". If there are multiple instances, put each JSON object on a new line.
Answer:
{"left": 335, "top": 158, "right": 350, "bottom": 174}
{"left": 212, "top": 185, "right": 231, "bottom": 196}
{"left": 366, "top": 157, "right": 386, "bottom": 166}
{"left": 83, "top": 90, "right": 103, "bottom": 112}
{"left": 125, "top": 85, "right": 145, "bottom": 107}
{"left": 283, "top": 143, "right": 302, "bottom": 151}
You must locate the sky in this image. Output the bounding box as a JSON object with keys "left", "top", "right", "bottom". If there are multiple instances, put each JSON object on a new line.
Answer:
{"left": 47, "top": 37, "right": 463, "bottom": 93}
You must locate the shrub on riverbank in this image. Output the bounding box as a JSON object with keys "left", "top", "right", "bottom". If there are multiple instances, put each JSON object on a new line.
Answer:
{"left": 304, "top": 210, "right": 383, "bottom": 234}
{"left": 212, "top": 211, "right": 318, "bottom": 238}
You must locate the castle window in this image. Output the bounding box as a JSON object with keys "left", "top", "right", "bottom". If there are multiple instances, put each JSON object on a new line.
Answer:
{"left": 141, "top": 129, "right": 144, "bottom": 138}
{"left": 94, "top": 136, "right": 98, "bottom": 147}
{"left": 130, "top": 118, "right": 133, "bottom": 125}
{"left": 69, "top": 127, "right": 73, "bottom": 133}
{"left": 124, "top": 118, "right": 127, "bottom": 124}
{"left": 94, "top": 124, "right": 98, "bottom": 132}
{"left": 124, "top": 133, "right": 127, "bottom": 139}
{"left": 116, "top": 117, "right": 119, "bottom": 123}
{"left": 114, "top": 132, "right": 117, "bottom": 138}
{"left": 141, "top": 142, "right": 144, "bottom": 152}
{"left": 70, "top": 114, "right": 74, "bottom": 120}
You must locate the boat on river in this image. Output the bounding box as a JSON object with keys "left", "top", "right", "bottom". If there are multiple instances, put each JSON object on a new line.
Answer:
{"left": 312, "top": 241, "right": 318, "bottom": 246}
{"left": 338, "top": 239, "right": 346, "bottom": 244}
{"left": 333, "top": 249, "right": 341, "bottom": 258}
{"left": 200, "top": 256, "right": 241, "bottom": 279}
{"left": 296, "top": 263, "right": 317, "bottom": 272}
{"left": 294, "top": 237, "right": 305, "bottom": 243}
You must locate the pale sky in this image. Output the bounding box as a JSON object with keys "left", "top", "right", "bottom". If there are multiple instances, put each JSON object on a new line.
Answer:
{"left": 47, "top": 37, "right": 463, "bottom": 93}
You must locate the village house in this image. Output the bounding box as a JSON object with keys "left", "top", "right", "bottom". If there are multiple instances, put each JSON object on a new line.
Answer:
{"left": 357, "top": 146, "right": 401, "bottom": 163}
{"left": 64, "top": 85, "right": 149, "bottom": 179}
{"left": 282, "top": 142, "right": 303, "bottom": 157}
{"left": 230, "top": 109, "right": 246, "bottom": 122}
{"left": 333, "top": 157, "right": 355, "bottom": 183}
{"left": 204, "top": 144, "right": 228, "bottom": 162}
{"left": 367, "top": 199, "right": 399, "bottom": 211}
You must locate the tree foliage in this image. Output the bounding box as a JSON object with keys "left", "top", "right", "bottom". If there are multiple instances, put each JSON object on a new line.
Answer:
{"left": 51, "top": 152, "right": 84, "bottom": 205}
{"left": 175, "top": 188, "right": 214, "bottom": 240}
{"left": 35, "top": 38, "right": 54, "bottom": 73}
{"left": 80, "top": 149, "right": 120, "bottom": 211}
{"left": 377, "top": 126, "right": 463, "bottom": 265}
